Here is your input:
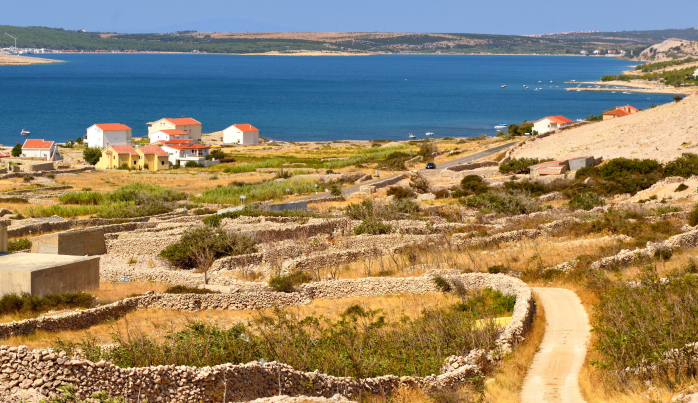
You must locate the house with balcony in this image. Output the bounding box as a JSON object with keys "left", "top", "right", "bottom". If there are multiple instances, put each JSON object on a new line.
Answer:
{"left": 149, "top": 129, "right": 192, "bottom": 143}
{"left": 159, "top": 142, "right": 216, "bottom": 166}
{"left": 147, "top": 117, "right": 202, "bottom": 142}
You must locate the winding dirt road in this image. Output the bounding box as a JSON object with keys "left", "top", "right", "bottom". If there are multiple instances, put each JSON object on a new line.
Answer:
{"left": 521, "top": 288, "right": 591, "bottom": 403}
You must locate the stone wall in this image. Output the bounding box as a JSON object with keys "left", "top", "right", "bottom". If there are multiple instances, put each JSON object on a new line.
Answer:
{"left": 29, "top": 228, "right": 106, "bottom": 256}
{"left": 445, "top": 160, "right": 499, "bottom": 172}
{"left": 0, "top": 272, "right": 534, "bottom": 401}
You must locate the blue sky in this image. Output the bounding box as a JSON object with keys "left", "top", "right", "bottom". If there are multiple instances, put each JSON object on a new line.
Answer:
{"left": 2, "top": 0, "right": 697, "bottom": 34}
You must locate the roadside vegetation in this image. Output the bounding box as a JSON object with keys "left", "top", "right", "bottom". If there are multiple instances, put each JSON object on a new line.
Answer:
{"left": 0, "top": 291, "right": 94, "bottom": 318}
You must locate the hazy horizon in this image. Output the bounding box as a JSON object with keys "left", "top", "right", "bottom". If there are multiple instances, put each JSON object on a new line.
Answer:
{"left": 1, "top": 0, "right": 697, "bottom": 36}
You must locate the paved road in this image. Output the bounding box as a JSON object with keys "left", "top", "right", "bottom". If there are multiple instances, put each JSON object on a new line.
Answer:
{"left": 521, "top": 288, "right": 591, "bottom": 403}
{"left": 289, "top": 141, "right": 517, "bottom": 202}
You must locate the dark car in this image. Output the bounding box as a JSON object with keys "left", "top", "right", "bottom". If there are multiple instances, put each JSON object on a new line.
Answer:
{"left": 425, "top": 162, "right": 436, "bottom": 169}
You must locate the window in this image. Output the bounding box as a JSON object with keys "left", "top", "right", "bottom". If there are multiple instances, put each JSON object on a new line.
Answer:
{"left": 161, "top": 160, "right": 165, "bottom": 166}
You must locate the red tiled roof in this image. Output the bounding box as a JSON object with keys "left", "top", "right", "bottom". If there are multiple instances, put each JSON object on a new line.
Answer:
{"left": 138, "top": 144, "right": 169, "bottom": 157}
{"left": 157, "top": 139, "right": 195, "bottom": 145}
{"left": 23, "top": 139, "right": 54, "bottom": 149}
{"left": 603, "top": 109, "right": 631, "bottom": 117}
{"left": 547, "top": 115, "right": 574, "bottom": 124}
{"left": 233, "top": 124, "right": 259, "bottom": 132}
{"left": 165, "top": 118, "right": 201, "bottom": 126}
{"left": 109, "top": 145, "right": 138, "bottom": 155}
{"left": 94, "top": 123, "right": 131, "bottom": 131}
{"left": 163, "top": 144, "right": 210, "bottom": 151}
{"left": 159, "top": 129, "right": 189, "bottom": 135}
{"left": 0, "top": 151, "right": 10, "bottom": 157}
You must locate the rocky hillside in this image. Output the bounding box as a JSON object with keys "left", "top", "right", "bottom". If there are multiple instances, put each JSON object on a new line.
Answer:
{"left": 637, "top": 38, "right": 698, "bottom": 62}
{"left": 511, "top": 94, "right": 698, "bottom": 162}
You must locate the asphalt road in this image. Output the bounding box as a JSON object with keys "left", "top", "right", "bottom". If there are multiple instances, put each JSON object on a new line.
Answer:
{"left": 521, "top": 288, "right": 591, "bottom": 403}
{"left": 291, "top": 141, "right": 517, "bottom": 202}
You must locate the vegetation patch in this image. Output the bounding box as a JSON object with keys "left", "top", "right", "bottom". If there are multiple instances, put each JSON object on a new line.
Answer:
{"left": 460, "top": 191, "right": 542, "bottom": 215}
{"left": 7, "top": 238, "right": 31, "bottom": 253}
{"left": 0, "top": 291, "right": 94, "bottom": 316}
{"left": 267, "top": 271, "right": 313, "bottom": 292}
{"left": 499, "top": 158, "right": 553, "bottom": 174}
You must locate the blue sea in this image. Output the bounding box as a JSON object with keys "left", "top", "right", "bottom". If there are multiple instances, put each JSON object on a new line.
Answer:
{"left": 0, "top": 54, "right": 675, "bottom": 146}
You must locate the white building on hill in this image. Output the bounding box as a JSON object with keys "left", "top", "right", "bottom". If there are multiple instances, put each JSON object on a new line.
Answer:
{"left": 533, "top": 116, "right": 575, "bottom": 135}
{"left": 223, "top": 124, "right": 259, "bottom": 145}
{"left": 147, "top": 118, "right": 202, "bottom": 142}
{"left": 85, "top": 123, "right": 132, "bottom": 148}
{"left": 149, "top": 129, "right": 192, "bottom": 143}
{"left": 22, "top": 139, "right": 62, "bottom": 161}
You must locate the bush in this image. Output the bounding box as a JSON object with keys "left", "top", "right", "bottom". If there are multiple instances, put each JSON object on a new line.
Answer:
{"left": 460, "top": 191, "right": 542, "bottom": 215}
{"left": 209, "top": 149, "right": 225, "bottom": 160}
{"left": 59, "top": 191, "right": 104, "bottom": 205}
{"left": 354, "top": 218, "right": 392, "bottom": 235}
{"left": 675, "top": 183, "right": 689, "bottom": 192}
{"left": 185, "top": 161, "right": 204, "bottom": 168}
{"left": 575, "top": 158, "right": 664, "bottom": 196}
{"left": 23, "top": 176, "right": 34, "bottom": 183}
{"left": 664, "top": 153, "right": 698, "bottom": 178}
{"left": 408, "top": 173, "right": 430, "bottom": 193}
{"left": 568, "top": 192, "right": 605, "bottom": 211}
{"left": 7, "top": 238, "right": 31, "bottom": 253}
{"left": 487, "top": 265, "right": 508, "bottom": 274}
{"left": 345, "top": 198, "right": 420, "bottom": 221}
{"left": 11, "top": 144, "right": 22, "bottom": 157}
{"left": 202, "top": 206, "right": 316, "bottom": 227}
{"left": 690, "top": 203, "right": 698, "bottom": 226}
{"left": 457, "top": 175, "right": 489, "bottom": 196}
{"left": 387, "top": 186, "right": 414, "bottom": 199}
{"left": 382, "top": 151, "right": 412, "bottom": 170}
{"left": 158, "top": 227, "right": 257, "bottom": 270}
{"left": 503, "top": 180, "right": 547, "bottom": 197}
{"left": 0, "top": 291, "right": 94, "bottom": 316}
{"left": 82, "top": 147, "right": 102, "bottom": 165}
{"left": 499, "top": 158, "right": 553, "bottom": 174}
{"left": 164, "top": 285, "right": 220, "bottom": 295}
{"left": 434, "top": 189, "right": 450, "bottom": 199}
{"left": 268, "top": 271, "right": 313, "bottom": 292}
{"left": 418, "top": 142, "right": 438, "bottom": 161}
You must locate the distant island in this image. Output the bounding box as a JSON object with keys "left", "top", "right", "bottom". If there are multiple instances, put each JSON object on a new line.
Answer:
{"left": 2, "top": 25, "right": 698, "bottom": 57}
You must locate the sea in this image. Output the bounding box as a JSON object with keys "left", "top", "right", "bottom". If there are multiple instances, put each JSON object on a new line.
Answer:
{"left": 0, "top": 54, "right": 676, "bottom": 146}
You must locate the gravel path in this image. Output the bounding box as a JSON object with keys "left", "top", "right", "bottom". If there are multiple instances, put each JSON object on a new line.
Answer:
{"left": 521, "top": 288, "right": 590, "bottom": 403}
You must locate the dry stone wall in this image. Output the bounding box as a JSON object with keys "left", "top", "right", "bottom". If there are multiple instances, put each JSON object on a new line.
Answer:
{"left": 0, "top": 272, "right": 533, "bottom": 402}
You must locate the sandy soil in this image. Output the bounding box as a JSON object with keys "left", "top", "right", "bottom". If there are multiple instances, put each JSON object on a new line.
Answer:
{"left": 511, "top": 94, "right": 698, "bottom": 162}
{"left": 521, "top": 288, "right": 590, "bottom": 403}
{"left": 0, "top": 54, "right": 61, "bottom": 66}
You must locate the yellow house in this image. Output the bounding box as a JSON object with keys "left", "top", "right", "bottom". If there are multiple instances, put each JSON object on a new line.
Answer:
{"left": 96, "top": 145, "right": 139, "bottom": 170}
{"left": 147, "top": 117, "right": 202, "bottom": 142}
{"left": 136, "top": 144, "right": 170, "bottom": 171}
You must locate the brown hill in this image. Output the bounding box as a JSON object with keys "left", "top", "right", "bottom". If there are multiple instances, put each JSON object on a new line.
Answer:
{"left": 511, "top": 95, "right": 698, "bottom": 163}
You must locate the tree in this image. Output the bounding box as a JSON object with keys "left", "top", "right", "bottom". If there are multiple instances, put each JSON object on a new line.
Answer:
{"left": 11, "top": 144, "right": 22, "bottom": 157}
{"left": 75, "top": 137, "right": 83, "bottom": 145}
{"left": 83, "top": 146, "right": 102, "bottom": 165}
{"left": 674, "top": 95, "right": 684, "bottom": 102}
{"left": 417, "top": 142, "right": 438, "bottom": 162}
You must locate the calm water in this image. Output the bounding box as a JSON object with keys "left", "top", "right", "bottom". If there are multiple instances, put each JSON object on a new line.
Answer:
{"left": 0, "top": 54, "right": 674, "bottom": 145}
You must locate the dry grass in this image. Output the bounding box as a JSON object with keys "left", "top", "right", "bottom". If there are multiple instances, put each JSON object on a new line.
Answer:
{"left": 1, "top": 292, "right": 461, "bottom": 349}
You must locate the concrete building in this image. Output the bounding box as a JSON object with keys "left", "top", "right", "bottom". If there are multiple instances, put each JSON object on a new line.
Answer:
{"left": 147, "top": 118, "right": 202, "bottom": 142}
{"left": 85, "top": 123, "right": 132, "bottom": 148}
{"left": 532, "top": 116, "right": 575, "bottom": 135}
{"left": 0, "top": 221, "right": 100, "bottom": 297}
{"left": 96, "top": 144, "right": 139, "bottom": 170}
{"left": 602, "top": 105, "right": 638, "bottom": 121}
{"left": 149, "top": 129, "right": 192, "bottom": 143}
{"left": 580, "top": 50, "right": 588, "bottom": 55}
{"left": 160, "top": 142, "right": 211, "bottom": 166}
{"left": 28, "top": 228, "right": 106, "bottom": 256}
{"left": 21, "top": 139, "right": 62, "bottom": 161}
{"left": 136, "top": 144, "right": 170, "bottom": 171}
{"left": 223, "top": 124, "right": 260, "bottom": 145}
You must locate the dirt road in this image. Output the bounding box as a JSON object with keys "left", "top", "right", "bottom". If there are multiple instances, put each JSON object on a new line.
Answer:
{"left": 521, "top": 288, "right": 590, "bottom": 403}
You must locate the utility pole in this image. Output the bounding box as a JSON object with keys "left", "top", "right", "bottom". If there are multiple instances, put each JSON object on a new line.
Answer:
{"left": 4, "top": 33, "right": 17, "bottom": 52}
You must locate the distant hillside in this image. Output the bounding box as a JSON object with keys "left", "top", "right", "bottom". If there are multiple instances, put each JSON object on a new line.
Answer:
{"left": 2, "top": 25, "right": 698, "bottom": 55}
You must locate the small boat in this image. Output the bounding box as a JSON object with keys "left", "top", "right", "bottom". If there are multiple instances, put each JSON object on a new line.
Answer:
{"left": 425, "top": 132, "right": 434, "bottom": 136}
{"left": 501, "top": 85, "right": 507, "bottom": 88}
{"left": 409, "top": 133, "right": 416, "bottom": 139}
{"left": 21, "top": 129, "right": 30, "bottom": 136}
{"left": 494, "top": 124, "right": 508, "bottom": 129}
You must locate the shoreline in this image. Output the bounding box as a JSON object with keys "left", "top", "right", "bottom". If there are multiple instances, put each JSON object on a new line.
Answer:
{"left": 564, "top": 80, "right": 696, "bottom": 95}
{"left": 0, "top": 54, "right": 64, "bottom": 66}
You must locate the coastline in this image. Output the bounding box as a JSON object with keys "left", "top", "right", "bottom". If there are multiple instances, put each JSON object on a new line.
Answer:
{"left": 564, "top": 80, "right": 696, "bottom": 95}
{"left": 0, "top": 54, "right": 63, "bottom": 66}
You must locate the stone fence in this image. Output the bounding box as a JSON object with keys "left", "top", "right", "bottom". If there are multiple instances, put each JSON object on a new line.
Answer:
{"left": 445, "top": 160, "right": 499, "bottom": 172}
{"left": 0, "top": 272, "right": 533, "bottom": 401}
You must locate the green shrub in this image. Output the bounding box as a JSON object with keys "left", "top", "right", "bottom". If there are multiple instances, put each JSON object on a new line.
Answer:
{"left": 487, "top": 265, "right": 508, "bottom": 274}
{"left": 460, "top": 191, "right": 542, "bottom": 215}
{"left": 23, "top": 176, "right": 34, "bottom": 183}
{"left": 382, "top": 151, "right": 412, "bottom": 170}
{"left": 268, "top": 271, "right": 313, "bottom": 292}
{"left": 185, "top": 161, "right": 204, "bottom": 168}
{"left": 203, "top": 206, "right": 316, "bottom": 227}
{"left": 59, "top": 191, "right": 104, "bottom": 205}
{"left": 195, "top": 177, "right": 322, "bottom": 205}
{"left": 386, "top": 186, "right": 414, "bottom": 199}
{"left": 164, "top": 285, "right": 220, "bottom": 295}
{"left": 457, "top": 175, "right": 489, "bottom": 196}
{"left": 417, "top": 142, "right": 438, "bottom": 161}
{"left": 664, "top": 153, "right": 698, "bottom": 178}
{"left": 354, "top": 218, "right": 392, "bottom": 235}
{"left": 568, "top": 192, "right": 605, "bottom": 211}
{"left": 453, "top": 288, "right": 516, "bottom": 316}
{"left": 0, "top": 291, "right": 94, "bottom": 316}
{"left": 345, "top": 198, "right": 420, "bottom": 222}
{"left": 11, "top": 144, "right": 22, "bottom": 157}
{"left": 503, "top": 180, "right": 547, "bottom": 197}
{"left": 7, "top": 238, "right": 31, "bottom": 253}
{"left": 434, "top": 189, "right": 450, "bottom": 199}
{"left": 158, "top": 227, "right": 257, "bottom": 270}
{"left": 675, "top": 183, "right": 689, "bottom": 192}
{"left": 499, "top": 158, "right": 553, "bottom": 174}
{"left": 575, "top": 158, "right": 664, "bottom": 196}
{"left": 690, "top": 203, "right": 698, "bottom": 226}
{"left": 209, "top": 149, "right": 225, "bottom": 160}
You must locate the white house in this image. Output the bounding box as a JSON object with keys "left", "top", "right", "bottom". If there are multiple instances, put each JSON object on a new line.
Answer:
{"left": 580, "top": 50, "right": 588, "bottom": 55}
{"left": 694, "top": 68, "right": 698, "bottom": 78}
{"left": 22, "top": 139, "right": 62, "bottom": 161}
{"left": 85, "top": 123, "right": 132, "bottom": 148}
{"left": 533, "top": 116, "right": 575, "bottom": 135}
{"left": 147, "top": 118, "right": 202, "bottom": 142}
{"left": 160, "top": 142, "right": 212, "bottom": 166}
{"left": 223, "top": 124, "right": 259, "bottom": 145}
{"left": 149, "top": 129, "right": 192, "bottom": 143}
